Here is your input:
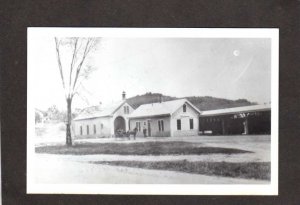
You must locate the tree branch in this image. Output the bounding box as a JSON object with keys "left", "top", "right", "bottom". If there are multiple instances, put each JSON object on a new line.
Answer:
{"left": 71, "top": 38, "right": 94, "bottom": 95}
{"left": 69, "top": 38, "right": 79, "bottom": 98}
{"left": 54, "top": 37, "right": 67, "bottom": 99}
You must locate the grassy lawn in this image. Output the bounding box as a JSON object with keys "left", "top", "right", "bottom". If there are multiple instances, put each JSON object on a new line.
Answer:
{"left": 35, "top": 141, "right": 252, "bottom": 155}
{"left": 93, "top": 160, "right": 270, "bottom": 180}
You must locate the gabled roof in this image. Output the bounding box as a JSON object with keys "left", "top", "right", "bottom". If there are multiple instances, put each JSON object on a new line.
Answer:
{"left": 129, "top": 98, "right": 201, "bottom": 119}
{"left": 200, "top": 104, "right": 271, "bottom": 117}
{"left": 73, "top": 100, "right": 127, "bottom": 121}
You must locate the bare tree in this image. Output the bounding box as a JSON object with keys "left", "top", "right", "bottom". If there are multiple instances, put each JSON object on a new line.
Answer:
{"left": 54, "top": 37, "right": 100, "bottom": 146}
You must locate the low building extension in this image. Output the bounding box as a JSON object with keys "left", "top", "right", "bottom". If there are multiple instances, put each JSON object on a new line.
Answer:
{"left": 199, "top": 104, "right": 271, "bottom": 135}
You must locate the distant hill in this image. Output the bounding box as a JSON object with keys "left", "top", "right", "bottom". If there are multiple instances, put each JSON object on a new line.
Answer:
{"left": 185, "top": 96, "right": 256, "bottom": 111}
{"left": 126, "top": 92, "right": 256, "bottom": 111}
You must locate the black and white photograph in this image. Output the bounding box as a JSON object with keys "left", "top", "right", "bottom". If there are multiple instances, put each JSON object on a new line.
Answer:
{"left": 27, "top": 28, "right": 278, "bottom": 195}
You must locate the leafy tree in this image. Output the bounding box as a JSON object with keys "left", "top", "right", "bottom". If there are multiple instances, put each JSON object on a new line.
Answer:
{"left": 47, "top": 105, "right": 60, "bottom": 120}
{"left": 54, "top": 37, "right": 100, "bottom": 146}
{"left": 35, "top": 112, "right": 42, "bottom": 123}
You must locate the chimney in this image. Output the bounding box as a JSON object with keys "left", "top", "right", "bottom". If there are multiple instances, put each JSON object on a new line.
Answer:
{"left": 122, "top": 91, "right": 126, "bottom": 100}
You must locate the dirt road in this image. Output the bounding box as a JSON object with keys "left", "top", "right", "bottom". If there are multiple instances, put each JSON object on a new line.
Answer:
{"left": 34, "top": 154, "right": 268, "bottom": 184}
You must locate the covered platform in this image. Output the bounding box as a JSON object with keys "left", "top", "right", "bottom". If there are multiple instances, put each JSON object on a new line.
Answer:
{"left": 199, "top": 104, "right": 271, "bottom": 135}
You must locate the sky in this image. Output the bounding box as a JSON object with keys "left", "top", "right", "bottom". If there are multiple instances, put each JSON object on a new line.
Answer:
{"left": 30, "top": 36, "right": 271, "bottom": 111}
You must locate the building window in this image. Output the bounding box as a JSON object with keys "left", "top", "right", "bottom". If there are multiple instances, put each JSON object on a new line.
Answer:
{"left": 100, "top": 123, "right": 103, "bottom": 129}
{"left": 94, "top": 124, "right": 96, "bottom": 134}
{"left": 183, "top": 104, "right": 186, "bottom": 112}
{"left": 190, "top": 118, "right": 194, "bottom": 130}
{"left": 80, "top": 126, "right": 83, "bottom": 135}
{"left": 177, "top": 119, "right": 181, "bottom": 130}
{"left": 87, "top": 125, "right": 89, "bottom": 135}
{"left": 158, "top": 120, "right": 164, "bottom": 131}
{"left": 124, "top": 106, "right": 130, "bottom": 114}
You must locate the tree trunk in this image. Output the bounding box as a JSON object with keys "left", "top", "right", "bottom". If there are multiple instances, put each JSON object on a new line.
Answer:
{"left": 66, "top": 97, "right": 72, "bottom": 146}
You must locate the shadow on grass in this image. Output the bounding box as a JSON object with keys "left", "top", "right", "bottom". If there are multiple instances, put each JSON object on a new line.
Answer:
{"left": 93, "top": 160, "right": 270, "bottom": 180}
{"left": 35, "top": 141, "right": 252, "bottom": 155}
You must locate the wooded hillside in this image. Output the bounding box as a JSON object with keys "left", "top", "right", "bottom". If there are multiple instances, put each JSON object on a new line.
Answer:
{"left": 126, "top": 92, "right": 256, "bottom": 111}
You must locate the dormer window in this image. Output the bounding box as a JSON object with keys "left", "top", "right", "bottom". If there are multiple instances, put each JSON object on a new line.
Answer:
{"left": 124, "top": 106, "right": 130, "bottom": 114}
{"left": 183, "top": 104, "right": 187, "bottom": 112}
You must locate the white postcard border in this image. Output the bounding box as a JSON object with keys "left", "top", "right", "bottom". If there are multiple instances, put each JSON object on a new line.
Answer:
{"left": 27, "top": 28, "right": 279, "bottom": 195}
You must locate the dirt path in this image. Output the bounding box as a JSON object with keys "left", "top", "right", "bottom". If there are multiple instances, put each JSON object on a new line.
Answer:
{"left": 33, "top": 134, "right": 270, "bottom": 184}
{"left": 34, "top": 154, "right": 268, "bottom": 184}
{"left": 37, "top": 151, "right": 268, "bottom": 163}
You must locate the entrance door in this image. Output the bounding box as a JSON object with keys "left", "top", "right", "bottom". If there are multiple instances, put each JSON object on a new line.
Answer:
{"left": 114, "top": 116, "right": 126, "bottom": 134}
{"left": 147, "top": 120, "right": 151, "bottom": 137}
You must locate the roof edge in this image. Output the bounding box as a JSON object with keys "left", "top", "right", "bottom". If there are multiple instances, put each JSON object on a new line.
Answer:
{"left": 73, "top": 115, "right": 112, "bottom": 121}
{"left": 128, "top": 113, "right": 171, "bottom": 119}
{"left": 171, "top": 98, "right": 202, "bottom": 116}
{"left": 200, "top": 106, "right": 271, "bottom": 117}
{"left": 110, "top": 100, "right": 127, "bottom": 115}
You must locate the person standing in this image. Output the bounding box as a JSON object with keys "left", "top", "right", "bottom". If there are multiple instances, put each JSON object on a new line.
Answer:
{"left": 133, "top": 127, "right": 138, "bottom": 140}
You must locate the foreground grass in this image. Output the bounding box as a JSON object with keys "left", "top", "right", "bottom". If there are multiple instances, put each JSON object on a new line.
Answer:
{"left": 94, "top": 160, "right": 270, "bottom": 180}
{"left": 35, "top": 141, "right": 252, "bottom": 155}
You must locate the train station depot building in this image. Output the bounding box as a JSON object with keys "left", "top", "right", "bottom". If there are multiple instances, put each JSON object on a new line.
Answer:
{"left": 73, "top": 93, "right": 271, "bottom": 138}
